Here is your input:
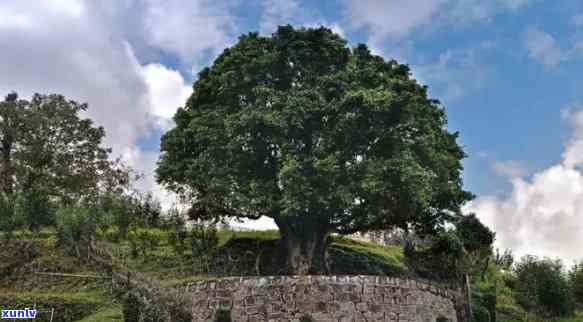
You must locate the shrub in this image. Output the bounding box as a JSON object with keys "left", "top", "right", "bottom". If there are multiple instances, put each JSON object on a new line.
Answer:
{"left": 127, "top": 229, "right": 162, "bottom": 258}
{"left": 55, "top": 204, "right": 93, "bottom": 253}
{"left": 472, "top": 285, "right": 495, "bottom": 322}
{"left": 23, "top": 189, "right": 55, "bottom": 231}
{"left": 570, "top": 261, "right": 583, "bottom": 307}
{"left": 0, "top": 192, "right": 25, "bottom": 239}
{"left": 214, "top": 308, "right": 231, "bottom": 322}
{"left": 134, "top": 193, "right": 162, "bottom": 228}
{"left": 190, "top": 220, "right": 219, "bottom": 258}
{"left": 167, "top": 209, "right": 188, "bottom": 255}
{"left": 112, "top": 196, "right": 134, "bottom": 239}
{"left": 122, "top": 293, "right": 140, "bottom": 322}
{"left": 514, "top": 256, "right": 575, "bottom": 318}
{"left": 299, "top": 314, "right": 315, "bottom": 322}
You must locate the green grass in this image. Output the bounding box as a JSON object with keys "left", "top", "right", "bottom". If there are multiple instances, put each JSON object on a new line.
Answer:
{"left": 1, "top": 232, "right": 119, "bottom": 322}
{"left": 558, "top": 312, "right": 583, "bottom": 322}
{"left": 98, "top": 228, "right": 409, "bottom": 287}
{"left": 76, "top": 304, "right": 122, "bottom": 322}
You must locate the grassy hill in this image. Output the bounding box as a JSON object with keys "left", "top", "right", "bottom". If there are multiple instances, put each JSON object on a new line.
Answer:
{"left": 2, "top": 229, "right": 582, "bottom": 322}
{"left": 97, "top": 229, "right": 408, "bottom": 287}
{"left": 0, "top": 231, "right": 122, "bottom": 322}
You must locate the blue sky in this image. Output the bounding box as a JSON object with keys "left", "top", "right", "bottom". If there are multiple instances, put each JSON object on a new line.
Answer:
{"left": 1, "top": 0, "right": 582, "bottom": 264}
{"left": 132, "top": 0, "right": 582, "bottom": 198}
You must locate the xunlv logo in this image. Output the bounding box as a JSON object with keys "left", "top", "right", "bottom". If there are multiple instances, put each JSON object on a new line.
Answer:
{"left": 1, "top": 308, "right": 37, "bottom": 319}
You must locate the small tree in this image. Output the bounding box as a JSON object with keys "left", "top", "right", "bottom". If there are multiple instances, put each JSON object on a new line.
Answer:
{"left": 0, "top": 192, "right": 25, "bottom": 239}
{"left": 167, "top": 208, "right": 188, "bottom": 256}
{"left": 570, "top": 261, "right": 583, "bottom": 307}
{"left": 55, "top": 204, "right": 93, "bottom": 255}
{"left": 514, "top": 256, "right": 575, "bottom": 318}
{"left": 494, "top": 248, "right": 514, "bottom": 271}
{"left": 404, "top": 213, "right": 494, "bottom": 282}
{"left": 122, "top": 293, "right": 141, "bottom": 322}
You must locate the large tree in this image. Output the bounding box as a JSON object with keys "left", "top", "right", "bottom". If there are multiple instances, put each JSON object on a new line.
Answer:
{"left": 157, "top": 26, "right": 473, "bottom": 274}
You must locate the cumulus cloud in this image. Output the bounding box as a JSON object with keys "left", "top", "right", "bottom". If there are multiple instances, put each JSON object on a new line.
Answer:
{"left": 140, "top": 63, "right": 191, "bottom": 130}
{"left": 259, "top": 0, "right": 345, "bottom": 37}
{"left": 468, "top": 106, "right": 583, "bottom": 265}
{"left": 142, "top": 0, "right": 235, "bottom": 70}
{"left": 524, "top": 27, "right": 567, "bottom": 69}
{"left": 341, "top": 0, "right": 534, "bottom": 44}
{"left": 342, "top": 0, "right": 444, "bottom": 46}
{"left": 414, "top": 44, "right": 492, "bottom": 102}
{"left": 94, "top": 0, "right": 236, "bottom": 75}
{"left": 493, "top": 160, "right": 529, "bottom": 178}
{"left": 0, "top": 1, "right": 149, "bottom": 151}
{"left": 572, "top": 13, "right": 583, "bottom": 27}
{"left": 0, "top": 0, "right": 211, "bottom": 208}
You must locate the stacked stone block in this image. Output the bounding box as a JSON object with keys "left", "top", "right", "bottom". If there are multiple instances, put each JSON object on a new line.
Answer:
{"left": 189, "top": 275, "right": 459, "bottom": 322}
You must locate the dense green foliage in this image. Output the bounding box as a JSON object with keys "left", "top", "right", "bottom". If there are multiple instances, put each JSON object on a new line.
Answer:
{"left": 300, "top": 314, "right": 315, "bottom": 322}
{"left": 122, "top": 293, "right": 140, "bottom": 322}
{"left": 157, "top": 25, "right": 473, "bottom": 274}
{"left": 404, "top": 213, "right": 494, "bottom": 283}
{"left": 0, "top": 93, "right": 132, "bottom": 231}
{"left": 571, "top": 261, "right": 583, "bottom": 307}
{"left": 514, "top": 256, "right": 575, "bottom": 318}
{"left": 214, "top": 308, "right": 232, "bottom": 322}
{"left": 487, "top": 254, "right": 583, "bottom": 322}
{"left": 0, "top": 192, "right": 24, "bottom": 239}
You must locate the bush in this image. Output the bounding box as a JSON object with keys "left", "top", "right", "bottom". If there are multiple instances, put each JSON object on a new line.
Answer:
{"left": 299, "top": 314, "right": 314, "bottom": 322}
{"left": 55, "top": 205, "right": 93, "bottom": 251}
{"left": 23, "top": 189, "right": 55, "bottom": 231}
{"left": 0, "top": 192, "right": 25, "bottom": 239}
{"left": 167, "top": 209, "right": 188, "bottom": 255}
{"left": 472, "top": 285, "right": 496, "bottom": 322}
{"left": 134, "top": 193, "right": 162, "bottom": 228}
{"left": 122, "top": 293, "right": 140, "bottom": 322}
{"left": 214, "top": 308, "right": 231, "bottom": 322}
{"left": 570, "top": 261, "right": 583, "bottom": 307}
{"left": 127, "top": 229, "right": 162, "bottom": 258}
{"left": 404, "top": 231, "right": 465, "bottom": 282}
{"left": 514, "top": 256, "right": 575, "bottom": 318}
{"left": 190, "top": 220, "right": 219, "bottom": 258}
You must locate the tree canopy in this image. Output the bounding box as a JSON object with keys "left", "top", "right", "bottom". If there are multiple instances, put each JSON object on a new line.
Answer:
{"left": 157, "top": 25, "right": 474, "bottom": 274}
{"left": 0, "top": 92, "right": 127, "bottom": 229}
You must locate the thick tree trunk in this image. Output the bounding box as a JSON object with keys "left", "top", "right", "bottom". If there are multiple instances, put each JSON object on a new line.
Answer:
{"left": 275, "top": 216, "right": 330, "bottom": 275}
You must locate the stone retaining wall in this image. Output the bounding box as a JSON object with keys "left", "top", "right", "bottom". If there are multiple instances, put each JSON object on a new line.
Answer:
{"left": 188, "top": 275, "right": 460, "bottom": 322}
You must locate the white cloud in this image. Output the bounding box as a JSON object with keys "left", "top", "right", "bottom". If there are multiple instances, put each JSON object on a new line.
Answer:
{"left": 260, "top": 0, "right": 302, "bottom": 35}
{"left": 524, "top": 27, "right": 567, "bottom": 69}
{"left": 498, "top": 0, "right": 531, "bottom": 10}
{"left": 0, "top": 0, "right": 211, "bottom": 210}
{"left": 342, "top": 0, "right": 445, "bottom": 46}
{"left": 259, "top": 0, "right": 345, "bottom": 37}
{"left": 0, "top": 1, "right": 150, "bottom": 152}
{"left": 572, "top": 13, "right": 583, "bottom": 27}
{"left": 140, "top": 63, "right": 191, "bottom": 130}
{"left": 493, "top": 160, "right": 529, "bottom": 178}
{"left": 467, "top": 106, "right": 583, "bottom": 265}
{"left": 414, "top": 45, "right": 491, "bottom": 102}
{"left": 142, "top": 0, "right": 235, "bottom": 71}
{"left": 341, "top": 0, "right": 534, "bottom": 45}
